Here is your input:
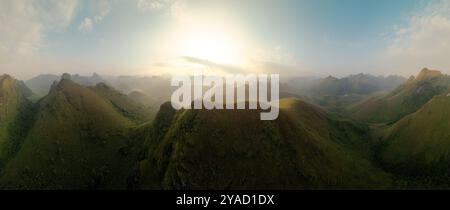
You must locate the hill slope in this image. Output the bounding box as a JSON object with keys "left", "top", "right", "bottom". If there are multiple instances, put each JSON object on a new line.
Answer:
{"left": 0, "top": 75, "right": 33, "bottom": 166}
{"left": 90, "top": 83, "right": 156, "bottom": 122}
{"left": 135, "top": 98, "right": 391, "bottom": 189}
{"left": 350, "top": 68, "right": 450, "bottom": 124}
{"left": 378, "top": 92, "right": 450, "bottom": 187}
{"left": 0, "top": 79, "right": 137, "bottom": 189}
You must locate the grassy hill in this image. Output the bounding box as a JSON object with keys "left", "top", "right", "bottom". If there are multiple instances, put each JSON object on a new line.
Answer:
{"left": 90, "top": 83, "right": 157, "bottom": 122}
{"left": 0, "top": 75, "right": 33, "bottom": 167}
{"left": 5, "top": 70, "right": 450, "bottom": 189}
{"left": 135, "top": 98, "right": 391, "bottom": 189}
{"left": 0, "top": 78, "right": 137, "bottom": 189}
{"left": 377, "top": 92, "right": 450, "bottom": 188}
{"left": 350, "top": 68, "right": 450, "bottom": 124}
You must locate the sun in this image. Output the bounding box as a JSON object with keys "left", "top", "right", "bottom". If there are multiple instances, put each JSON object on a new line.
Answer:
{"left": 173, "top": 21, "right": 247, "bottom": 66}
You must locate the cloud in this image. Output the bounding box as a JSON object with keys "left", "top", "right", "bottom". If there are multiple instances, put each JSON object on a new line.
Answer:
{"left": 36, "top": 0, "right": 80, "bottom": 29}
{"left": 381, "top": 0, "right": 450, "bottom": 75}
{"left": 136, "top": 0, "right": 186, "bottom": 20}
{"left": 78, "top": 18, "right": 94, "bottom": 33}
{"left": 78, "top": 0, "right": 111, "bottom": 33}
{"left": 0, "top": 0, "right": 78, "bottom": 63}
{"left": 182, "top": 56, "right": 245, "bottom": 74}
{"left": 0, "top": 0, "right": 79, "bottom": 55}
{"left": 137, "top": 0, "right": 175, "bottom": 12}
{"left": 0, "top": 0, "right": 79, "bottom": 69}
{"left": 252, "top": 45, "right": 299, "bottom": 67}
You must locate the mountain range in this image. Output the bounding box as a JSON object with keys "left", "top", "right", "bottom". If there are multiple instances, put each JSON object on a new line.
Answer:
{"left": 1, "top": 68, "right": 450, "bottom": 189}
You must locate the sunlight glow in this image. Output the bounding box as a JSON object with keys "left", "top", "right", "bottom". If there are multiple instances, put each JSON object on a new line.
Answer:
{"left": 173, "top": 21, "right": 247, "bottom": 66}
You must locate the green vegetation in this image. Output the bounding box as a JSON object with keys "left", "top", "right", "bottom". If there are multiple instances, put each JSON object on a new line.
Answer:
{"left": 90, "top": 83, "right": 157, "bottom": 122}
{"left": 0, "top": 78, "right": 137, "bottom": 189}
{"left": 376, "top": 93, "right": 450, "bottom": 188}
{"left": 0, "top": 75, "right": 34, "bottom": 167}
{"left": 3, "top": 68, "right": 450, "bottom": 189}
{"left": 134, "top": 98, "right": 391, "bottom": 189}
{"left": 350, "top": 68, "right": 450, "bottom": 124}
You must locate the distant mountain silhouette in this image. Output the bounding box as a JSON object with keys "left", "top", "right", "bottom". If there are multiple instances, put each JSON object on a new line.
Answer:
{"left": 287, "top": 73, "right": 406, "bottom": 112}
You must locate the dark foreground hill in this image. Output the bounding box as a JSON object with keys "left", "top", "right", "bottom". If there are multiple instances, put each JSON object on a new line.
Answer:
{"left": 134, "top": 98, "right": 391, "bottom": 189}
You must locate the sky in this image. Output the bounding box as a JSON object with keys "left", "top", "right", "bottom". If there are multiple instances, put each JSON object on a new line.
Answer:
{"left": 1, "top": 0, "right": 450, "bottom": 79}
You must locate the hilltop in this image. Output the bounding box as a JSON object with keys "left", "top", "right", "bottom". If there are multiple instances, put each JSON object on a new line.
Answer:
{"left": 134, "top": 98, "right": 391, "bottom": 189}
{"left": 90, "top": 83, "right": 157, "bottom": 122}
{"left": 350, "top": 68, "right": 450, "bottom": 124}
{"left": 0, "top": 78, "right": 137, "bottom": 189}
